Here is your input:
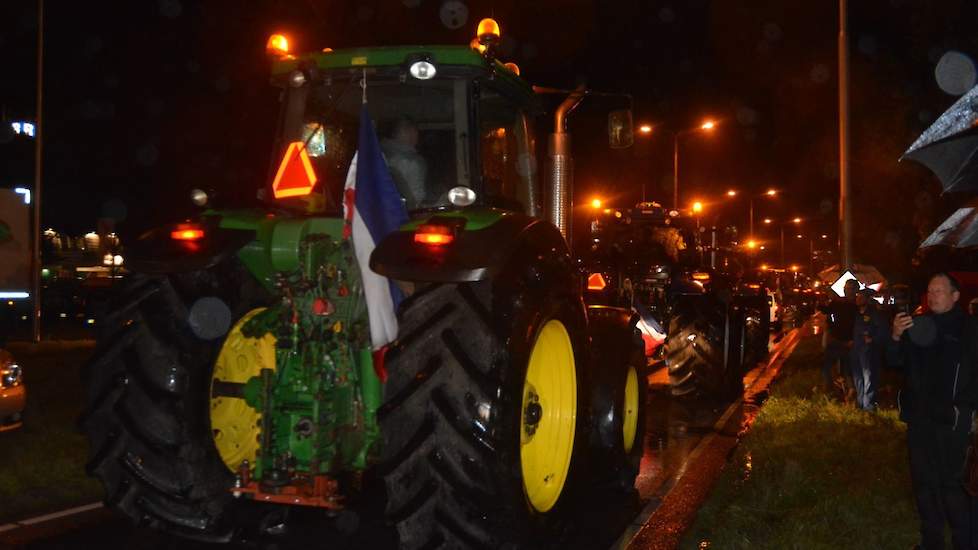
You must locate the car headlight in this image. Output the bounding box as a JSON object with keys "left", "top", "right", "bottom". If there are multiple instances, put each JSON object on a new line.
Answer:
{"left": 1, "top": 363, "right": 21, "bottom": 387}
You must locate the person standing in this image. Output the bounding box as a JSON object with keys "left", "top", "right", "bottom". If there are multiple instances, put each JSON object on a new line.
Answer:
{"left": 850, "top": 288, "right": 886, "bottom": 411}
{"left": 890, "top": 272, "right": 978, "bottom": 550}
{"left": 818, "top": 279, "right": 859, "bottom": 395}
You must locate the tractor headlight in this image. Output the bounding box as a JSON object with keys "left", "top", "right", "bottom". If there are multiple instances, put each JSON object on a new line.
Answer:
{"left": 1, "top": 363, "right": 22, "bottom": 387}
{"left": 409, "top": 60, "right": 437, "bottom": 80}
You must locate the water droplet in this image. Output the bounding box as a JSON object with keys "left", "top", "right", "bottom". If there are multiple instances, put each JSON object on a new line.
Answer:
{"left": 438, "top": 0, "right": 468, "bottom": 30}
{"left": 935, "top": 50, "right": 977, "bottom": 96}
{"left": 188, "top": 297, "right": 232, "bottom": 341}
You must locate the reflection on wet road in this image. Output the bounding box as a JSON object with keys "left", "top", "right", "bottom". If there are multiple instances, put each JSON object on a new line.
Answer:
{"left": 4, "top": 329, "right": 802, "bottom": 550}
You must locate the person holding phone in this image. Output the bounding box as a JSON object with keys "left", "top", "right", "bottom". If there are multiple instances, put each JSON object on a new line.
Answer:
{"left": 889, "top": 272, "right": 978, "bottom": 550}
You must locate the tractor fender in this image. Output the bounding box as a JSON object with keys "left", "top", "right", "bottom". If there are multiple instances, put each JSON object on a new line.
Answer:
{"left": 126, "top": 221, "right": 255, "bottom": 274}
{"left": 586, "top": 305, "right": 643, "bottom": 453}
{"left": 370, "top": 213, "right": 568, "bottom": 283}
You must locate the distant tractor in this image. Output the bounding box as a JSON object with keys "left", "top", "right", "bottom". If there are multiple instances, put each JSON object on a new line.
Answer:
{"left": 82, "top": 21, "right": 646, "bottom": 548}
{"left": 581, "top": 202, "right": 770, "bottom": 398}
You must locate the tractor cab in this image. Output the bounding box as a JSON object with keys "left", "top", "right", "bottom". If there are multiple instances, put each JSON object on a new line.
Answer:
{"left": 266, "top": 41, "right": 541, "bottom": 219}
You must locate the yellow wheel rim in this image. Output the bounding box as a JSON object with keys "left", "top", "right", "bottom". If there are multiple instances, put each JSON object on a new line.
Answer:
{"left": 210, "top": 308, "right": 275, "bottom": 472}
{"left": 520, "top": 320, "right": 577, "bottom": 513}
{"left": 622, "top": 366, "right": 639, "bottom": 454}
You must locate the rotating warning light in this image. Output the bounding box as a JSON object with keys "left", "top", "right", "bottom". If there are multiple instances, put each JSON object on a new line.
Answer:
{"left": 266, "top": 34, "right": 290, "bottom": 58}
{"left": 477, "top": 18, "right": 501, "bottom": 43}
{"left": 272, "top": 141, "right": 318, "bottom": 199}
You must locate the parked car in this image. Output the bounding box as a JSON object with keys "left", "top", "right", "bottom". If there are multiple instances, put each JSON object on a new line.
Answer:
{"left": 0, "top": 349, "right": 24, "bottom": 431}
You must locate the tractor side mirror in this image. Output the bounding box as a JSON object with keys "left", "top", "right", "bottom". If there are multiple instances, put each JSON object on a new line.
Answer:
{"left": 608, "top": 109, "right": 634, "bottom": 149}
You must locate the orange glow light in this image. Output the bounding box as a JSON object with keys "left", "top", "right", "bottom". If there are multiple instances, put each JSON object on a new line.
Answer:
{"left": 171, "top": 228, "right": 205, "bottom": 241}
{"left": 726, "top": 189, "right": 737, "bottom": 197}
{"left": 266, "top": 34, "right": 290, "bottom": 57}
{"left": 763, "top": 218, "right": 772, "bottom": 224}
{"left": 766, "top": 189, "right": 777, "bottom": 196}
{"left": 692, "top": 201, "right": 703, "bottom": 214}
{"left": 701, "top": 120, "right": 716, "bottom": 130}
{"left": 692, "top": 272, "right": 711, "bottom": 281}
{"left": 639, "top": 124, "right": 653, "bottom": 134}
{"left": 591, "top": 198, "right": 602, "bottom": 209}
{"left": 503, "top": 62, "right": 520, "bottom": 76}
{"left": 272, "top": 141, "right": 319, "bottom": 199}
{"left": 469, "top": 38, "right": 487, "bottom": 54}
{"left": 587, "top": 273, "right": 607, "bottom": 291}
{"left": 746, "top": 240, "right": 757, "bottom": 249}
{"left": 414, "top": 224, "right": 455, "bottom": 246}
{"left": 477, "top": 18, "right": 501, "bottom": 41}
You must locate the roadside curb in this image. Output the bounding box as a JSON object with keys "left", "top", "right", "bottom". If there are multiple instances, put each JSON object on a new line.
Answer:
{"left": 615, "top": 324, "right": 807, "bottom": 550}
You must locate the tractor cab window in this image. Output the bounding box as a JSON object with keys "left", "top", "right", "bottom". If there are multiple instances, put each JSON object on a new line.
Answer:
{"left": 479, "top": 89, "right": 540, "bottom": 216}
{"left": 275, "top": 75, "right": 470, "bottom": 212}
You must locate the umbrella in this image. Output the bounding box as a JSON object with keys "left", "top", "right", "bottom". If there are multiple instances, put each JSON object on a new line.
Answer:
{"left": 817, "top": 263, "right": 886, "bottom": 286}
{"left": 903, "top": 85, "right": 978, "bottom": 194}
{"left": 920, "top": 200, "right": 978, "bottom": 249}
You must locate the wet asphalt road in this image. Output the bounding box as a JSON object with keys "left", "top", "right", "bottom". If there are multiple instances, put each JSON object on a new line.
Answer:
{"left": 2, "top": 330, "right": 799, "bottom": 550}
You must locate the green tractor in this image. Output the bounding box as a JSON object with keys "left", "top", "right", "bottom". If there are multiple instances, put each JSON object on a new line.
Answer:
{"left": 82, "top": 21, "right": 646, "bottom": 548}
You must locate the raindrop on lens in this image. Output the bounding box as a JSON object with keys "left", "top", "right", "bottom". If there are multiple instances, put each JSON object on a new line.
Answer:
{"left": 189, "top": 297, "right": 232, "bottom": 341}
{"left": 935, "top": 51, "right": 977, "bottom": 96}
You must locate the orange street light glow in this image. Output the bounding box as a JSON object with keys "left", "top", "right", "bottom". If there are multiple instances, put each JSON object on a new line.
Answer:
{"left": 766, "top": 189, "right": 777, "bottom": 196}
{"left": 726, "top": 190, "right": 737, "bottom": 197}
{"left": 763, "top": 218, "right": 772, "bottom": 224}
{"left": 793, "top": 217, "right": 802, "bottom": 223}
{"left": 591, "top": 198, "right": 602, "bottom": 209}
{"left": 639, "top": 124, "right": 653, "bottom": 134}
{"left": 760, "top": 264, "right": 769, "bottom": 271}
{"left": 790, "top": 265, "right": 800, "bottom": 272}
{"left": 692, "top": 201, "right": 703, "bottom": 213}
{"left": 701, "top": 120, "right": 716, "bottom": 130}
{"left": 746, "top": 240, "right": 757, "bottom": 249}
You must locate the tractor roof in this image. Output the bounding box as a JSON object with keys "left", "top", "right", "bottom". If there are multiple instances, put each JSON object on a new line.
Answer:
{"left": 271, "top": 45, "right": 530, "bottom": 93}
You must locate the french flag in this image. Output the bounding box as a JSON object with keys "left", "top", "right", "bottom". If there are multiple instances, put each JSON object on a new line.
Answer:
{"left": 343, "top": 105, "right": 409, "bottom": 350}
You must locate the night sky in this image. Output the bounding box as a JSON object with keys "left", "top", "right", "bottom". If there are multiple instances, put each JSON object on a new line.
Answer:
{"left": 2, "top": 0, "right": 978, "bottom": 278}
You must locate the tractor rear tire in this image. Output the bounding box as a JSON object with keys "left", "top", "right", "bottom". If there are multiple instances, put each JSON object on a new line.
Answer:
{"left": 665, "top": 297, "right": 728, "bottom": 399}
{"left": 81, "top": 261, "right": 269, "bottom": 541}
{"left": 378, "top": 279, "right": 590, "bottom": 550}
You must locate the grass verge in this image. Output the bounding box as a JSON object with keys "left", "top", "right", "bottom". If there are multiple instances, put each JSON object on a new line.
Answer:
{"left": 681, "top": 330, "right": 918, "bottom": 549}
{"left": 0, "top": 341, "right": 102, "bottom": 524}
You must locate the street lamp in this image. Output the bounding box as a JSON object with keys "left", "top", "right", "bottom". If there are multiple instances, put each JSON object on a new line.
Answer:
{"left": 591, "top": 198, "right": 603, "bottom": 209}
{"left": 673, "top": 118, "right": 718, "bottom": 209}
{"left": 638, "top": 124, "right": 653, "bottom": 134}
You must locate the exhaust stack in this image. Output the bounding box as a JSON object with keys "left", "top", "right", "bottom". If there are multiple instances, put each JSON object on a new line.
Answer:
{"left": 547, "top": 86, "right": 587, "bottom": 242}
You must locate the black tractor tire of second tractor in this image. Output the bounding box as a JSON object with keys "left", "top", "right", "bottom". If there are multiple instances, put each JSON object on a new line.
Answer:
{"left": 377, "top": 270, "right": 593, "bottom": 550}
{"left": 665, "top": 296, "right": 743, "bottom": 399}
{"left": 80, "top": 260, "right": 271, "bottom": 541}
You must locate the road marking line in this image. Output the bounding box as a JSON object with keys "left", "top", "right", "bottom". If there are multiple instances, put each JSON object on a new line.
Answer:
{"left": 11, "top": 502, "right": 103, "bottom": 527}
{"left": 611, "top": 325, "right": 805, "bottom": 550}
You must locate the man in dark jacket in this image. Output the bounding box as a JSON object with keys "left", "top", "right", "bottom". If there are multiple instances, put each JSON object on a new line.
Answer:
{"left": 818, "top": 279, "right": 859, "bottom": 393}
{"left": 889, "top": 272, "right": 978, "bottom": 550}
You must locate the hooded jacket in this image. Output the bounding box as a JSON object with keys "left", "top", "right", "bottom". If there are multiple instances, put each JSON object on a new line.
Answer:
{"left": 887, "top": 306, "right": 978, "bottom": 428}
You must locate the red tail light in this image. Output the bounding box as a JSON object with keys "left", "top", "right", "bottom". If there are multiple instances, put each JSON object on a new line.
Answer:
{"left": 414, "top": 224, "right": 455, "bottom": 245}
{"left": 171, "top": 226, "right": 205, "bottom": 241}
{"left": 587, "top": 273, "right": 607, "bottom": 291}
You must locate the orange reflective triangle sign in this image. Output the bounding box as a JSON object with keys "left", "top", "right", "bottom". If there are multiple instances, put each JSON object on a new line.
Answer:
{"left": 272, "top": 141, "right": 318, "bottom": 199}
